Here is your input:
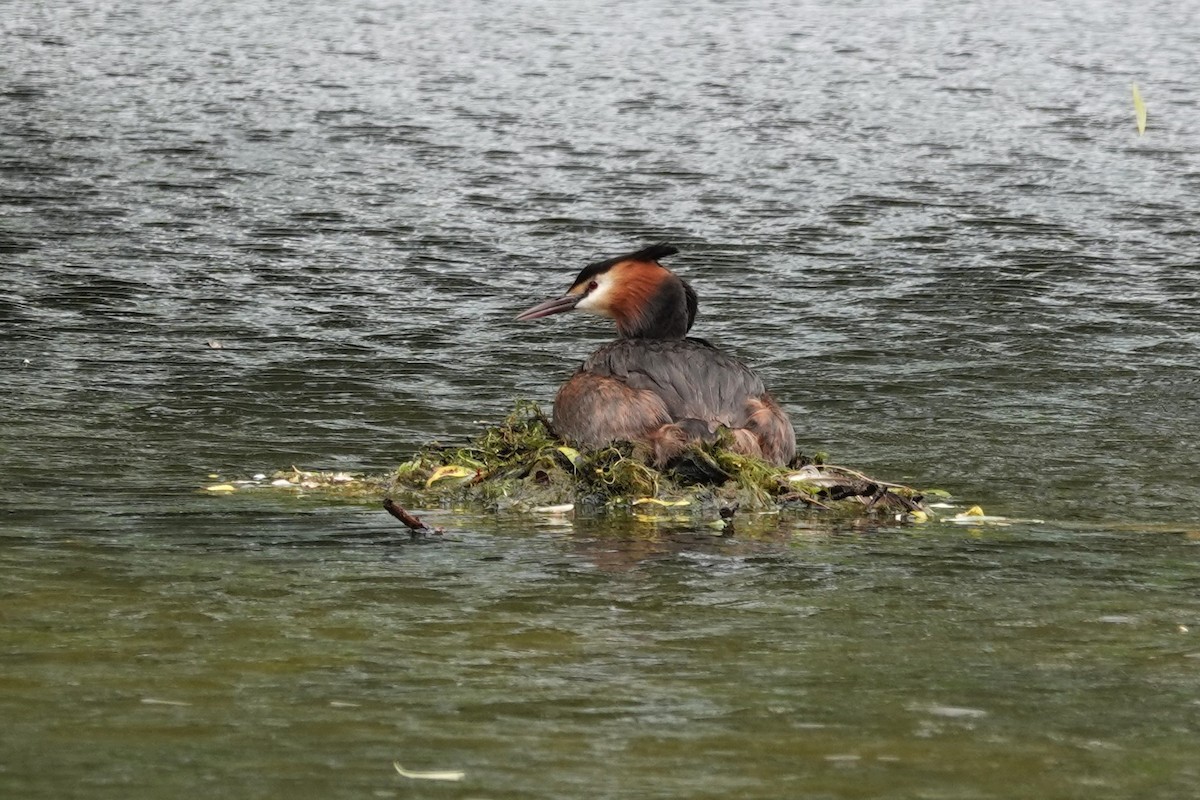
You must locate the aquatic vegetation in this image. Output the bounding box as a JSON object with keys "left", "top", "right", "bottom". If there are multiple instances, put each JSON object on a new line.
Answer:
{"left": 209, "top": 402, "right": 938, "bottom": 524}
{"left": 386, "top": 402, "right": 932, "bottom": 520}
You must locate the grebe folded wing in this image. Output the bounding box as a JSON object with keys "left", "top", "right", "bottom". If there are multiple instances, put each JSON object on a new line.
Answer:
{"left": 582, "top": 338, "right": 795, "bottom": 464}
{"left": 583, "top": 339, "right": 759, "bottom": 427}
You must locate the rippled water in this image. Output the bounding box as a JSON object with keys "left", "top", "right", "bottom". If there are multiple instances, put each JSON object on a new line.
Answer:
{"left": 3, "top": 0, "right": 1200, "bottom": 797}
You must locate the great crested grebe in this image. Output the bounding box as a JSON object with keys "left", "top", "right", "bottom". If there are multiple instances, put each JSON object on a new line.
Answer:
{"left": 516, "top": 244, "right": 796, "bottom": 466}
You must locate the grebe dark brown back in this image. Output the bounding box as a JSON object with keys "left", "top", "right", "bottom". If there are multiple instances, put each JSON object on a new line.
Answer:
{"left": 516, "top": 244, "right": 796, "bottom": 466}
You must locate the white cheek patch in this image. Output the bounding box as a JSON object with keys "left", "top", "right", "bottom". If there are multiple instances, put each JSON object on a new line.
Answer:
{"left": 574, "top": 278, "right": 613, "bottom": 316}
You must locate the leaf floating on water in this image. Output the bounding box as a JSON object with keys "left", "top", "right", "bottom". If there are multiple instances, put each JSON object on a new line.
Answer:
{"left": 948, "top": 509, "right": 1045, "bottom": 526}
{"left": 1131, "top": 82, "right": 1147, "bottom": 135}
{"left": 950, "top": 505, "right": 1007, "bottom": 524}
{"left": 393, "top": 762, "right": 465, "bottom": 782}
{"left": 631, "top": 497, "right": 691, "bottom": 507}
{"left": 204, "top": 483, "right": 237, "bottom": 493}
{"left": 425, "top": 465, "right": 476, "bottom": 489}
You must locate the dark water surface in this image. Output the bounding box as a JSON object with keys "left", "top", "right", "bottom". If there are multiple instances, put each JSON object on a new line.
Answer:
{"left": 3, "top": 0, "right": 1200, "bottom": 797}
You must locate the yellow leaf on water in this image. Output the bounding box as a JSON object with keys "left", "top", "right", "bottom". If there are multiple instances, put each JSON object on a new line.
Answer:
{"left": 631, "top": 497, "right": 691, "bottom": 507}
{"left": 963, "top": 505, "right": 985, "bottom": 517}
{"left": 425, "top": 465, "right": 476, "bottom": 489}
{"left": 1132, "top": 83, "right": 1147, "bottom": 135}
{"left": 393, "top": 762, "right": 465, "bottom": 782}
{"left": 205, "top": 483, "right": 237, "bottom": 493}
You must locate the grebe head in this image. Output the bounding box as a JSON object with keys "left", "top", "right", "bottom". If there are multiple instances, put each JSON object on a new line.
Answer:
{"left": 515, "top": 243, "right": 698, "bottom": 339}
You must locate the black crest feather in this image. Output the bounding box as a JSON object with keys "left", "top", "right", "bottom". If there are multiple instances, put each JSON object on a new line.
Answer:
{"left": 573, "top": 243, "right": 680, "bottom": 287}
{"left": 627, "top": 243, "right": 679, "bottom": 263}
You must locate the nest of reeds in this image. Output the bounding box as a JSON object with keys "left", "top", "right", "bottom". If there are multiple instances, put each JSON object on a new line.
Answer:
{"left": 386, "top": 401, "right": 934, "bottom": 520}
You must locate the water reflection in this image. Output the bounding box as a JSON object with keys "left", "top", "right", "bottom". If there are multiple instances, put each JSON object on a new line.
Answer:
{"left": 5, "top": 517, "right": 1200, "bottom": 797}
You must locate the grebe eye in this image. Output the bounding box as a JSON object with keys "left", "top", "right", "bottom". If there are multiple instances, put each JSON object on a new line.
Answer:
{"left": 587, "top": 280, "right": 598, "bottom": 292}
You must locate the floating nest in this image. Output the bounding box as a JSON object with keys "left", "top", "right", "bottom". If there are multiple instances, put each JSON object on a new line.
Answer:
{"left": 209, "top": 402, "right": 944, "bottom": 528}
{"left": 383, "top": 401, "right": 935, "bottom": 522}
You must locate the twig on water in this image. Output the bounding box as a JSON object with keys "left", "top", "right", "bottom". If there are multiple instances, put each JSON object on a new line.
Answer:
{"left": 383, "top": 498, "right": 443, "bottom": 538}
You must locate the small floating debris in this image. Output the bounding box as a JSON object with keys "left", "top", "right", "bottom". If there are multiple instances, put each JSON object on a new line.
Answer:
{"left": 382, "top": 498, "right": 443, "bottom": 538}
{"left": 823, "top": 754, "right": 862, "bottom": 763}
{"left": 201, "top": 467, "right": 387, "bottom": 501}
{"left": 1132, "top": 82, "right": 1147, "bottom": 136}
{"left": 393, "top": 762, "right": 465, "bottom": 782}
{"left": 923, "top": 704, "right": 988, "bottom": 719}
{"left": 531, "top": 503, "right": 574, "bottom": 514}
{"left": 946, "top": 505, "right": 1043, "bottom": 526}
{"left": 140, "top": 697, "right": 192, "bottom": 707}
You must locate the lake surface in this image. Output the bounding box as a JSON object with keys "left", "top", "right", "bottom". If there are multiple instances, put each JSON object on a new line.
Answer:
{"left": 3, "top": 0, "right": 1200, "bottom": 797}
